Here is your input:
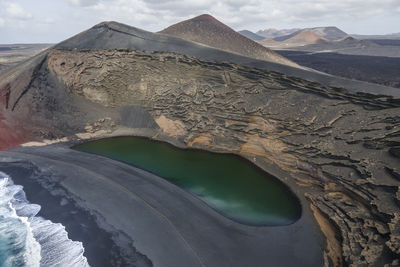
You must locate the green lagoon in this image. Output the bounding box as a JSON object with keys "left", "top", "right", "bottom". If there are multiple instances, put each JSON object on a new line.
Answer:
{"left": 74, "top": 136, "right": 301, "bottom": 226}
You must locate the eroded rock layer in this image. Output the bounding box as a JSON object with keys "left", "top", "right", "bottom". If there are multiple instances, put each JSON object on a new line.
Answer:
{"left": 1, "top": 49, "right": 400, "bottom": 266}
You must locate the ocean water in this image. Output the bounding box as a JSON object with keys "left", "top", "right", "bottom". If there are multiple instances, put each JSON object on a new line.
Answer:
{"left": 0, "top": 172, "right": 89, "bottom": 267}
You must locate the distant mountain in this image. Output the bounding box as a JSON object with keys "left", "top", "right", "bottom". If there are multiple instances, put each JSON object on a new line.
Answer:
{"left": 259, "top": 29, "right": 400, "bottom": 58}
{"left": 281, "top": 35, "right": 400, "bottom": 58}
{"left": 238, "top": 30, "right": 265, "bottom": 41}
{"left": 284, "top": 29, "right": 327, "bottom": 45}
{"left": 258, "top": 30, "right": 328, "bottom": 49}
{"left": 258, "top": 38, "right": 278, "bottom": 47}
{"left": 274, "top": 31, "right": 301, "bottom": 42}
{"left": 256, "top": 28, "right": 300, "bottom": 38}
{"left": 276, "top": 27, "right": 348, "bottom": 42}
{"left": 309, "top": 27, "right": 348, "bottom": 40}
{"left": 159, "top": 14, "right": 298, "bottom": 67}
{"left": 337, "top": 36, "right": 361, "bottom": 43}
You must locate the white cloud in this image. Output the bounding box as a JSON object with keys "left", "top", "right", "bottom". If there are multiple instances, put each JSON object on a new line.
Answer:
{"left": 0, "top": 17, "right": 5, "bottom": 27}
{"left": 69, "top": 0, "right": 101, "bottom": 7}
{"left": 88, "top": 3, "right": 106, "bottom": 10}
{"left": 42, "top": 18, "right": 55, "bottom": 24}
{"left": 75, "top": 0, "right": 399, "bottom": 32}
{"left": 4, "top": 2, "right": 32, "bottom": 20}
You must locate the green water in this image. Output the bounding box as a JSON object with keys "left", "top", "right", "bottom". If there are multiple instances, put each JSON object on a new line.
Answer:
{"left": 73, "top": 136, "right": 301, "bottom": 226}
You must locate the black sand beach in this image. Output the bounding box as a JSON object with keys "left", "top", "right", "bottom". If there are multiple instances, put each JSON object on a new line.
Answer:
{"left": 0, "top": 156, "right": 151, "bottom": 267}
{"left": 0, "top": 143, "right": 324, "bottom": 267}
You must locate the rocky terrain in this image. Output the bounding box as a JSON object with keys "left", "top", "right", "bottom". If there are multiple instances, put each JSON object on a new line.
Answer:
{"left": 0, "top": 21, "right": 400, "bottom": 266}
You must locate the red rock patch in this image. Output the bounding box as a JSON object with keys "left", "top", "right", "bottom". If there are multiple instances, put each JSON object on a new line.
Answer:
{"left": 0, "top": 113, "right": 28, "bottom": 151}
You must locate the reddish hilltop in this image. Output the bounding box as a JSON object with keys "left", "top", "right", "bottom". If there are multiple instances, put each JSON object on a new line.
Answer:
{"left": 159, "top": 14, "right": 299, "bottom": 67}
{"left": 286, "top": 29, "right": 327, "bottom": 44}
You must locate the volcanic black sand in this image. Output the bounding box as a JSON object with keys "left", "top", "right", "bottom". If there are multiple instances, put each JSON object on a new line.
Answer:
{"left": 276, "top": 50, "right": 400, "bottom": 89}
{"left": 0, "top": 153, "right": 151, "bottom": 267}
{"left": 0, "top": 143, "right": 324, "bottom": 267}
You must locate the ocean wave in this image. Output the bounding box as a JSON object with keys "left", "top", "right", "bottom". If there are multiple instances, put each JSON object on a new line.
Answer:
{"left": 0, "top": 172, "right": 89, "bottom": 267}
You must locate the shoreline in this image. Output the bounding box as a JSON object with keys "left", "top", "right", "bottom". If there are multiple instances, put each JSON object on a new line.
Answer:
{"left": 0, "top": 143, "right": 324, "bottom": 266}
{"left": 0, "top": 158, "right": 151, "bottom": 267}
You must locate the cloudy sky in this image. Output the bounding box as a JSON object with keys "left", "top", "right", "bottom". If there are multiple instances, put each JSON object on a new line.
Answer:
{"left": 1, "top": 0, "right": 399, "bottom": 43}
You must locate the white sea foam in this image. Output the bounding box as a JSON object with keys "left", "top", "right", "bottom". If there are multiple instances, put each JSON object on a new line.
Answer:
{"left": 0, "top": 172, "right": 90, "bottom": 267}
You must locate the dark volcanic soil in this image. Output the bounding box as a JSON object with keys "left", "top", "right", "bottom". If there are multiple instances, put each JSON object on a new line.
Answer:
{"left": 368, "top": 39, "right": 400, "bottom": 46}
{"left": 275, "top": 37, "right": 400, "bottom": 58}
{"left": 277, "top": 50, "right": 400, "bottom": 89}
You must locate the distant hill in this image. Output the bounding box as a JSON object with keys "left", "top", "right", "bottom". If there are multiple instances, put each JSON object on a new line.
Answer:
{"left": 159, "top": 14, "right": 298, "bottom": 67}
{"left": 258, "top": 29, "right": 400, "bottom": 58}
{"left": 238, "top": 30, "right": 265, "bottom": 41}
{"left": 256, "top": 28, "right": 300, "bottom": 38}
{"left": 283, "top": 36, "right": 400, "bottom": 57}
{"left": 258, "top": 38, "right": 278, "bottom": 47}
{"left": 274, "top": 31, "right": 301, "bottom": 42}
{"left": 276, "top": 27, "right": 348, "bottom": 41}
{"left": 258, "top": 30, "right": 327, "bottom": 49}
{"left": 284, "top": 30, "right": 327, "bottom": 45}
{"left": 309, "top": 27, "right": 348, "bottom": 40}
